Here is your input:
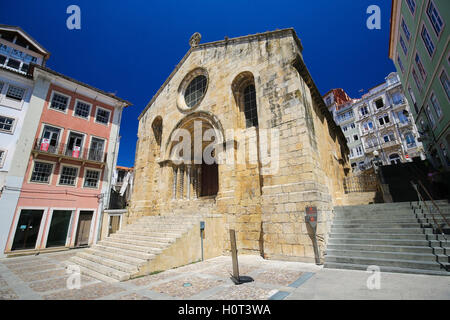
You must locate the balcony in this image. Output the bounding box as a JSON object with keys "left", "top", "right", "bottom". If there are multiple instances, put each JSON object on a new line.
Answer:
{"left": 382, "top": 140, "right": 399, "bottom": 148}
{"left": 365, "top": 145, "right": 379, "bottom": 154}
{"left": 32, "top": 138, "right": 107, "bottom": 165}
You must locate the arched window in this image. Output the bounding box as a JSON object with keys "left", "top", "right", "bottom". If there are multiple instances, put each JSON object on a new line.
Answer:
{"left": 232, "top": 72, "right": 259, "bottom": 128}
{"left": 243, "top": 84, "right": 258, "bottom": 128}
{"left": 152, "top": 116, "right": 163, "bottom": 146}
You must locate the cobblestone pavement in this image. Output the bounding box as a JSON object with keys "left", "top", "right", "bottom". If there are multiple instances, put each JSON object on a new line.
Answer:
{"left": 0, "top": 250, "right": 320, "bottom": 300}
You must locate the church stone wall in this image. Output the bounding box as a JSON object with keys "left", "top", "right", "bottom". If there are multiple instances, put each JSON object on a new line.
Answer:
{"left": 128, "top": 29, "right": 350, "bottom": 263}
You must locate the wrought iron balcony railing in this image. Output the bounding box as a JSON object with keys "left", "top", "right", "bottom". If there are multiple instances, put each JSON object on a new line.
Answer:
{"left": 33, "top": 138, "right": 107, "bottom": 163}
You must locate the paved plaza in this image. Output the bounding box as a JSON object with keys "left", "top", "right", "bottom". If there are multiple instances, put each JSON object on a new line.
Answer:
{"left": 0, "top": 250, "right": 448, "bottom": 300}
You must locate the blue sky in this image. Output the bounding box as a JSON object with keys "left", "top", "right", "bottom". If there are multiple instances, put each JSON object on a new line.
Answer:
{"left": 0, "top": 0, "right": 395, "bottom": 167}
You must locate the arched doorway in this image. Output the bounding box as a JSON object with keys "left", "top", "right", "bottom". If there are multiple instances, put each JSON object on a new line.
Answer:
{"left": 389, "top": 153, "right": 401, "bottom": 165}
{"left": 165, "top": 112, "right": 223, "bottom": 199}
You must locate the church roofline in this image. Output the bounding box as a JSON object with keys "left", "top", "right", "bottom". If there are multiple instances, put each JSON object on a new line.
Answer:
{"left": 138, "top": 28, "right": 303, "bottom": 120}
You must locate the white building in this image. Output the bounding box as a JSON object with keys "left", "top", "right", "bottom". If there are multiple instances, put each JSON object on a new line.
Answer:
{"left": 0, "top": 25, "right": 50, "bottom": 188}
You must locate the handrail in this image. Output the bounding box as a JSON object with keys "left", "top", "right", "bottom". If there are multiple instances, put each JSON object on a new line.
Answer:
{"left": 410, "top": 180, "right": 448, "bottom": 241}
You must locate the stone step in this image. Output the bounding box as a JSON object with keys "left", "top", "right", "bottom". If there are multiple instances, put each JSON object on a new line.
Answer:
{"left": 329, "top": 233, "right": 427, "bottom": 240}
{"left": 126, "top": 225, "right": 187, "bottom": 232}
{"left": 83, "top": 248, "right": 147, "bottom": 266}
{"left": 69, "top": 256, "right": 130, "bottom": 281}
{"left": 330, "top": 227, "right": 425, "bottom": 234}
{"left": 326, "top": 244, "right": 434, "bottom": 254}
{"left": 328, "top": 237, "right": 440, "bottom": 247}
{"left": 335, "top": 213, "right": 415, "bottom": 219}
{"left": 326, "top": 249, "right": 437, "bottom": 262}
{"left": 119, "top": 230, "right": 183, "bottom": 239}
{"left": 93, "top": 245, "right": 156, "bottom": 261}
{"left": 324, "top": 262, "right": 450, "bottom": 276}
{"left": 331, "top": 223, "right": 421, "bottom": 229}
{"left": 76, "top": 251, "right": 139, "bottom": 274}
{"left": 98, "top": 240, "right": 163, "bottom": 254}
{"left": 102, "top": 236, "right": 170, "bottom": 249}
{"left": 325, "top": 255, "right": 444, "bottom": 271}
{"left": 332, "top": 218, "right": 419, "bottom": 224}
{"left": 110, "top": 233, "right": 176, "bottom": 244}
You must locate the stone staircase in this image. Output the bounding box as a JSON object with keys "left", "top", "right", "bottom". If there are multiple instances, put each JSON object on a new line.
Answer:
{"left": 66, "top": 214, "right": 203, "bottom": 282}
{"left": 325, "top": 201, "right": 450, "bottom": 276}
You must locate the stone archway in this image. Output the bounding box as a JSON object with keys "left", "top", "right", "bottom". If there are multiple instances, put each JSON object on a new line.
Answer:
{"left": 165, "top": 112, "right": 224, "bottom": 200}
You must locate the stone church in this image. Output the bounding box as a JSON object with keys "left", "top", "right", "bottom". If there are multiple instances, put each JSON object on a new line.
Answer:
{"left": 128, "top": 28, "right": 350, "bottom": 265}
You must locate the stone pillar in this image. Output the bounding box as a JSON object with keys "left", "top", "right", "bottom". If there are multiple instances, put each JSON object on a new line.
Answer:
{"left": 179, "top": 166, "right": 185, "bottom": 199}
{"left": 172, "top": 166, "right": 178, "bottom": 200}
{"left": 197, "top": 165, "right": 202, "bottom": 198}
{"left": 186, "top": 165, "right": 191, "bottom": 200}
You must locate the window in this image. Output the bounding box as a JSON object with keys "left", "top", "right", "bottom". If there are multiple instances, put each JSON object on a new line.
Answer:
{"left": 346, "top": 137, "right": 350, "bottom": 143}
{"left": 88, "top": 137, "right": 105, "bottom": 162}
{"left": 342, "top": 125, "right": 348, "bottom": 132}
{"left": 363, "top": 121, "right": 373, "bottom": 132}
{"left": 408, "top": 86, "right": 418, "bottom": 113}
{"left": 0, "top": 150, "right": 5, "bottom": 167}
{"left": 399, "top": 35, "right": 408, "bottom": 55}
{"left": 95, "top": 107, "right": 110, "bottom": 125}
{"left": 350, "top": 123, "right": 356, "bottom": 129}
{"left": 20, "top": 63, "right": 29, "bottom": 73}
{"left": 383, "top": 132, "right": 395, "bottom": 143}
{"left": 6, "top": 58, "right": 20, "bottom": 70}
{"left": 0, "top": 82, "right": 3, "bottom": 93}
{"left": 40, "top": 125, "right": 61, "bottom": 154}
{"left": 84, "top": 169, "right": 100, "bottom": 188}
{"left": 374, "top": 98, "right": 384, "bottom": 109}
{"left": 325, "top": 96, "right": 332, "bottom": 106}
{"left": 66, "top": 132, "right": 84, "bottom": 158}
{"left": 50, "top": 92, "right": 69, "bottom": 112}
{"left": 401, "top": 18, "right": 411, "bottom": 42}
{"left": 360, "top": 106, "right": 369, "bottom": 116}
{"left": 353, "top": 135, "right": 359, "bottom": 141}
{"left": 243, "top": 84, "right": 258, "bottom": 127}
{"left": 426, "top": 105, "right": 436, "bottom": 127}
{"left": 59, "top": 166, "right": 78, "bottom": 186}
{"left": 411, "top": 67, "right": 422, "bottom": 92}
{"left": 426, "top": 0, "right": 444, "bottom": 37}
{"left": 392, "top": 92, "right": 404, "bottom": 105}
{"left": 421, "top": 25, "right": 435, "bottom": 57}
{"left": 440, "top": 71, "right": 450, "bottom": 100}
{"left": 356, "top": 146, "right": 363, "bottom": 156}
{"left": 0, "top": 116, "right": 15, "bottom": 133}
{"left": 184, "top": 75, "right": 207, "bottom": 108}
{"left": 430, "top": 93, "right": 442, "bottom": 119}
{"left": 414, "top": 53, "right": 427, "bottom": 81}
{"left": 6, "top": 85, "right": 25, "bottom": 101}
{"left": 397, "top": 54, "right": 405, "bottom": 73}
{"left": 0, "top": 55, "right": 6, "bottom": 65}
{"left": 397, "top": 111, "right": 409, "bottom": 123}
{"left": 405, "top": 132, "right": 416, "bottom": 148}
{"left": 30, "top": 161, "right": 53, "bottom": 183}
{"left": 378, "top": 114, "right": 390, "bottom": 126}
{"left": 406, "top": 0, "right": 416, "bottom": 15}
{"left": 74, "top": 100, "right": 91, "bottom": 119}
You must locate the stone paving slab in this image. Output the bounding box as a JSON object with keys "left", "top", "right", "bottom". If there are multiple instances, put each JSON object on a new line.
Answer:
{"left": 1, "top": 251, "right": 448, "bottom": 300}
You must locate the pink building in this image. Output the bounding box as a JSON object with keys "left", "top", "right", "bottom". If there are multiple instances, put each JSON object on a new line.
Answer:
{"left": 4, "top": 65, "right": 130, "bottom": 254}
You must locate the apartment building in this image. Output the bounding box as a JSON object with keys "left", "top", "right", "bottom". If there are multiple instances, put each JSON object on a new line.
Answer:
{"left": 324, "top": 73, "right": 424, "bottom": 171}
{"left": 0, "top": 25, "right": 131, "bottom": 257}
{"left": 389, "top": 0, "right": 450, "bottom": 170}
{"left": 355, "top": 73, "right": 424, "bottom": 167}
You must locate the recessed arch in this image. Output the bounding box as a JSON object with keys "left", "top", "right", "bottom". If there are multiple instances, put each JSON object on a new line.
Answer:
{"left": 232, "top": 71, "right": 259, "bottom": 128}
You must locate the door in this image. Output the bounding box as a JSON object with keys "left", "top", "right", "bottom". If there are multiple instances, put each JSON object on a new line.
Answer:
{"left": 108, "top": 215, "right": 121, "bottom": 237}
{"left": 11, "top": 209, "right": 44, "bottom": 251}
{"left": 46, "top": 210, "right": 72, "bottom": 248}
{"left": 41, "top": 126, "right": 60, "bottom": 153}
{"left": 66, "top": 132, "right": 84, "bottom": 158}
{"left": 75, "top": 211, "right": 93, "bottom": 247}
{"left": 200, "top": 162, "right": 218, "bottom": 196}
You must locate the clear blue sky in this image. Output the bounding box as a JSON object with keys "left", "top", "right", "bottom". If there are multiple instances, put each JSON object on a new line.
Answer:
{"left": 0, "top": 0, "right": 395, "bottom": 167}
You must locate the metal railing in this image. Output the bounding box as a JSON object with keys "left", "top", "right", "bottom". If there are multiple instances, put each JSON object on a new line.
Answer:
{"left": 410, "top": 180, "right": 448, "bottom": 240}
{"left": 33, "top": 138, "right": 107, "bottom": 163}
{"left": 343, "top": 174, "right": 378, "bottom": 193}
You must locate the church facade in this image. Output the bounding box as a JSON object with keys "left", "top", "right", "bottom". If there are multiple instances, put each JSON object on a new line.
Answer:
{"left": 128, "top": 28, "right": 350, "bottom": 263}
